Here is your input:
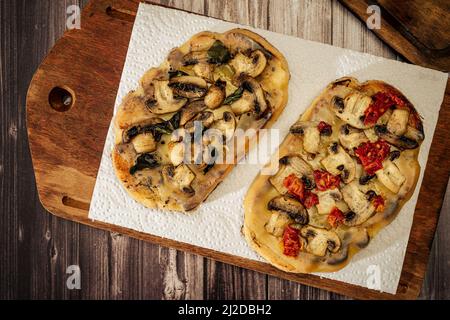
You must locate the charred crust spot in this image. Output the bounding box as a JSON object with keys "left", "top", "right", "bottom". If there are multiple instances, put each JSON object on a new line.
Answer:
{"left": 345, "top": 211, "right": 356, "bottom": 222}
{"left": 242, "top": 81, "right": 254, "bottom": 93}
{"left": 389, "top": 150, "right": 401, "bottom": 161}
{"left": 341, "top": 124, "right": 350, "bottom": 135}
{"left": 182, "top": 186, "right": 195, "bottom": 197}
{"left": 332, "top": 79, "right": 351, "bottom": 88}
{"left": 145, "top": 98, "right": 157, "bottom": 109}
{"left": 359, "top": 174, "right": 375, "bottom": 185}
{"left": 290, "top": 127, "right": 304, "bottom": 135}
{"left": 279, "top": 156, "right": 289, "bottom": 165}
{"left": 399, "top": 135, "right": 418, "bottom": 148}
{"left": 166, "top": 165, "right": 175, "bottom": 177}
{"left": 327, "top": 240, "right": 336, "bottom": 250}
{"left": 366, "top": 190, "right": 377, "bottom": 201}
{"left": 183, "top": 59, "right": 198, "bottom": 66}
{"left": 374, "top": 124, "right": 388, "bottom": 134}
{"left": 306, "top": 229, "right": 316, "bottom": 238}
{"left": 215, "top": 79, "right": 226, "bottom": 89}
{"left": 301, "top": 176, "right": 314, "bottom": 190}
{"left": 332, "top": 96, "right": 345, "bottom": 112}
{"left": 320, "top": 127, "right": 332, "bottom": 136}
{"left": 254, "top": 99, "right": 261, "bottom": 114}
{"left": 223, "top": 111, "right": 232, "bottom": 122}
{"left": 330, "top": 142, "right": 339, "bottom": 153}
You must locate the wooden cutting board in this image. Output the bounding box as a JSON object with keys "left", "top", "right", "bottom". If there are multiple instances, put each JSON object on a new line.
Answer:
{"left": 339, "top": 0, "right": 450, "bottom": 71}
{"left": 26, "top": 0, "right": 450, "bottom": 299}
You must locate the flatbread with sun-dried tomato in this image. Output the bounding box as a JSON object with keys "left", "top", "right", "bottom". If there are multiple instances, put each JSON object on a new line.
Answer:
{"left": 243, "top": 77, "right": 423, "bottom": 273}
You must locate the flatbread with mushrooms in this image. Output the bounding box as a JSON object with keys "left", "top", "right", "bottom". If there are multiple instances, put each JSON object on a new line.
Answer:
{"left": 113, "top": 29, "right": 289, "bottom": 211}
{"left": 243, "top": 77, "right": 424, "bottom": 273}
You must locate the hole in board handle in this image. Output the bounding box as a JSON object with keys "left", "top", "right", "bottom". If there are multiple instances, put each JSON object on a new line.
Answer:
{"left": 62, "top": 196, "right": 90, "bottom": 211}
{"left": 49, "top": 86, "right": 75, "bottom": 112}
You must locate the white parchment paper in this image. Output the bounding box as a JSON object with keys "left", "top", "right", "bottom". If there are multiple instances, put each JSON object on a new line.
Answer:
{"left": 89, "top": 3, "right": 448, "bottom": 294}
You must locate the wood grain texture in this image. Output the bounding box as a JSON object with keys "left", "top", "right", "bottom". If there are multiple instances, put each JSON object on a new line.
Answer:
{"left": 338, "top": 0, "right": 450, "bottom": 71}
{"left": 1, "top": 0, "right": 448, "bottom": 300}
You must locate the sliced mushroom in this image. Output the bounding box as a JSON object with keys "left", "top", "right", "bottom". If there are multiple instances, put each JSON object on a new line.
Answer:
{"left": 179, "top": 100, "right": 207, "bottom": 126}
{"left": 316, "top": 189, "right": 342, "bottom": 215}
{"left": 230, "top": 90, "right": 254, "bottom": 115}
{"left": 339, "top": 124, "right": 368, "bottom": 152}
{"left": 147, "top": 80, "right": 187, "bottom": 114}
{"left": 223, "top": 32, "right": 272, "bottom": 58}
{"left": 374, "top": 124, "right": 419, "bottom": 149}
{"left": 307, "top": 206, "right": 329, "bottom": 228}
{"left": 321, "top": 143, "right": 356, "bottom": 183}
{"left": 300, "top": 226, "right": 341, "bottom": 257}
{"left": 265, "top": 211, "right": 291, "bottom": 237}
{"left": 162, "top": 164, "right": 196, "bottom": 196}
{"left": 193, "top": 63, "right": 214, "bottom": 81}
{"left": 269, "top": 156, "right": 314, "bottom": 194}
{"left": 131, "top": 133, "right": 156, "bottom": 154}
{"left": 229, "top": 50, "right": 267, "bottom": 78}
{"left": 168, "top": 141, "right": 186, "bottom": 166}
{"left": 169, "top": 76, "right": 208, "bottom": 98}
{"left": 268, "top": 195, "right": 309, "bottom": 225}
{"left": 387, "top": 108, "right": 410, "bottom": 135}
{"left": 210, "top": 111, "right": 236, "bottom": 141}
{"left": 332, "top": 92, "right": 372, "bottom": 129}
{"left": 182, "top": 50, "right": 209, "bottom": 66}
{"left": 184, "top": 111, "right": 215, "bottom": 134}
{"left": 290, "top": 121, "right": 321, "bottom": 154}
{"left": 242, "top": 77, "right": 268, "bottom": 115}
{"left": 341, "top": 181, "right": 375, "bottom": 226}
{"left": 204, "top": 80, "right": 226, "bottom": 109}
{"left": 375, "top": 160, "right": 405, "bottom": 193}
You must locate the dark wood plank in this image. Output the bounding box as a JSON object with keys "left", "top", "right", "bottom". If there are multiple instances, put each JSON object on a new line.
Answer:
{"left": 338, "top": 0, "right": 450, "bottom": 71}
{"left": 420, "top": 180, "right": 450, "bottom": 300}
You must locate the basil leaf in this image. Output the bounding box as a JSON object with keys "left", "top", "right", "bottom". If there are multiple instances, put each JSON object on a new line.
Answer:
{"left": 223, "top": 87, "right": 244, "bottom": 105}
{"left": 207, "top": 40, "right": 231, "bottom": 64}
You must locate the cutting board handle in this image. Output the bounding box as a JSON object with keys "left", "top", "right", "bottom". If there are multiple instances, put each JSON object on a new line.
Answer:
{"left": 26, "top": 0, "right": 139, "bottom": 218}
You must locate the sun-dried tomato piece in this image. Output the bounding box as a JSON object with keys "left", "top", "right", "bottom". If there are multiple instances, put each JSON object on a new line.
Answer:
{"left": 313, "top": 170, "right": 341, "bottom": 191}
{"left": 364, "top": 92, "right": 398, "bottom": 125}
{"left": 372, "top": 195, "right": 385, "bottom": 212}
{"left": 327, "top": 207, "right": 345, "bottom": 228}
{"left": 283, "top": 174, "right": 319, "bottom": 209}
{"left": 282, "top": 226, "right": 301, "bottom": 257}
{"left": 355, "top": 140, "right": 390, "bottom": 175}
{"left": 303, "top": 192, "right": 319, "bottom": 209}
{"left": 283, "top": 174, "right": 305, "bottom": 200}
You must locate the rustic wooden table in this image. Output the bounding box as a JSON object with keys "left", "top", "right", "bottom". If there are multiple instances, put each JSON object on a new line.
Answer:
{"left": 1, "top": 0, "right": 449, "bottom": 299}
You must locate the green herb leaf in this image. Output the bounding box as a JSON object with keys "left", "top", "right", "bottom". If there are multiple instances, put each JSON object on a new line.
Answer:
{"left": 207, "top": 40, "right": 231, "bottom": 64}
{"left": 223, "top": 87, "right": 244, "bottom": 105}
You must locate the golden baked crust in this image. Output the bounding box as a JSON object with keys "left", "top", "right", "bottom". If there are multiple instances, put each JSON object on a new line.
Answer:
{"left": 243, "top": 77, "right": 423, "bottom": 273}
{"left": 113, "top": 29, "right": 290, "bottom": 211}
